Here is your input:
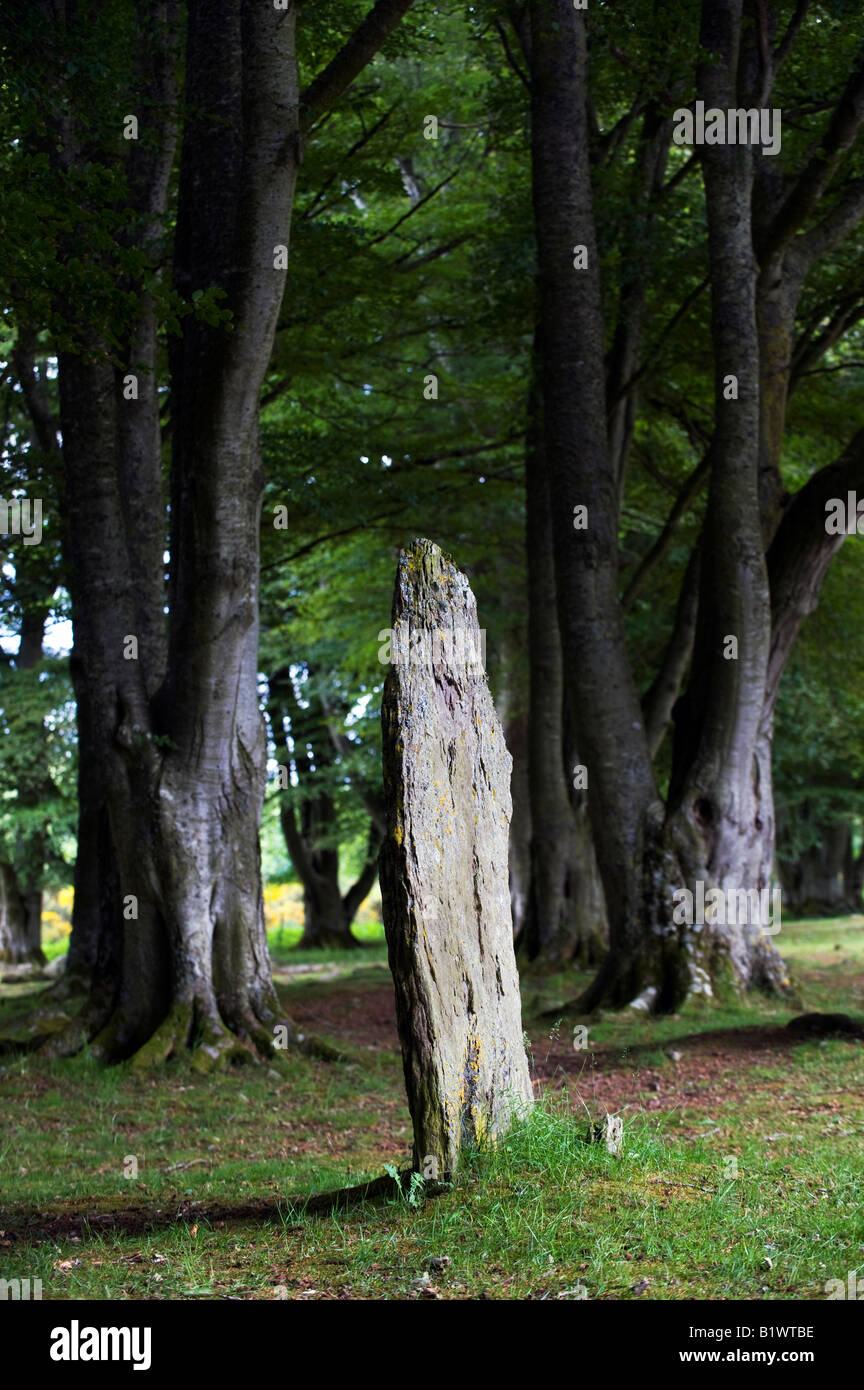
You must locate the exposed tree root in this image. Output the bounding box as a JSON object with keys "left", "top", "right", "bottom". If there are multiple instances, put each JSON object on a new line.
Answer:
{"left": 0, "top": 989, "right": 353, "bottom": 1068}
{"left": 0, "top": 948, "right": 46, "bottom": 970}
{"left": 6, "top": 1169, "right": 448, "bottom": 1246}
{"left": 544, "top": 923, "right": 794, "bottom": 1019}
{"left": 37, "top": 1020, "right": 91, "bottom": 1059}
{"left": 0, "top": 998, "right": 87, "bottom": 1055}
{"left": 275, "top": 1016, "right": 349, "bottom": 1064}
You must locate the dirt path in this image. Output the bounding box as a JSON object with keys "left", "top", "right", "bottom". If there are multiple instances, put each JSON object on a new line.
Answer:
{"left": 287, "top": 978, "right": 862, "bottom": 1117}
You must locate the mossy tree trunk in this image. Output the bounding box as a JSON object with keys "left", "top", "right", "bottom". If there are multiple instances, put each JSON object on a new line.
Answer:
{"left": 11, "top": 0, "right": 414, "bottom": 1064}
{"left": 527, "top": 0, "right": 864, "bottom": 1013}
{"left": 529, "top": 0, "right": 791, "bottom": 1012}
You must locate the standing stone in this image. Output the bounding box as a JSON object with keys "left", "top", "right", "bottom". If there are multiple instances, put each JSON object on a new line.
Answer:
{"left": 380, "top": 539, "right": 534, "bottom": 1179}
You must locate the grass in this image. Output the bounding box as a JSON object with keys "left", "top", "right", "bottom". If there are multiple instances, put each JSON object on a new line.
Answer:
{"left": 267, "top": 921, "right": 387, "bottom": 968}
{"left": 1, "top": 916, "right": 863, "bottom": 1300}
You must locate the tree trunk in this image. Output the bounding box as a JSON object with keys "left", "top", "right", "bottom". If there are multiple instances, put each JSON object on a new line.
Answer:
{"left": 524, "top": 336, "right": 605, "bottom": 966}
{"left": 659, "top": 0, "right": 788, "bottom": 1001}
{"left": 25, "top": 0, "right": 297, "bottom": 1064}
{"left": 17, "top": 0, "right": 415, "bottom": 1064}
{"left": 0, "top": 863, "right": 43, "bottom": 966}
{"left": 530, "top": 0, "right": 790, "bottom": 1013}
{"left": 530, "top": 0, "right": 670, "bottom": 1008}
{"left": 778, "top": 811, "right": 859, "bottom": 916}
{"left": 606, "top": 106, "right": 673, "bottom": 491}
{"left": 280, "top": 802, "right": 378, "bottom": 950}
{"left": 502, "top": 706, "right": 532, "bottom": 945}
{"left": 269, "top": 678, "right": 379, "bottom": 951}
{"left": 58, "top": 659, "right": 119, "bottom": 1006}
{"left": 300, "top": 875, "right": 355, "bottom": 950}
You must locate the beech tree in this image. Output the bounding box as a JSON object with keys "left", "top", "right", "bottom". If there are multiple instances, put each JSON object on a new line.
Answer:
{"left": 266, "top": 663, "right": 383, "bottom": 949}
{"left": 0, "top": 345, "right": 73, "bottom": 967}
{"left": 527, "top": 0, "right": 864, "bottom": 1010}
{"left": 774, "top": 586, "right": 864, "bottom": 916}
{"left": 4, "top": 0, "right": 863, "bottom": 1034}
{"left": 778, "top": 811, "right": 864, "bottom": 915}
{"left": 2, "top": 0, "right": 414, "bottom": 1063}
{"left": 521, "top": 334, "right": 606, "bottom": 965}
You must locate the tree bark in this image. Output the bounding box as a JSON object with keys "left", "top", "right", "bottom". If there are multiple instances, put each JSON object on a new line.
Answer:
{"left": 14, "top": 0, "right": 415, "bottom": 1063}
{"left": 661, "top": 0, "right": 789, "bottom": 999}
{"left": 606, "top": 107, "right": 673, "bottom": 491}
{"left": 0, "top": 863, "right": 43, "bottom": 966}
{"left": 269, "top": 676, "right": 380, "bottom": 950}
{"left": 530, "top": 0, "right": 791, "bottom": 1012}
{"left": 530, "top": 0, "right": 670, "bottom": 1008}
{"left": 778, "top": 810, "right": 861, "bottom": 916}
{"left": 279, "top": 801, "right": 379, "bottom": 950}
{"left": 524, "top": 333, "right": 605, "bottom": 966}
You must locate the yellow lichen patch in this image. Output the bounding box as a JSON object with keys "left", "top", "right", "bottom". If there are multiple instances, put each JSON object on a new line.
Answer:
{"left": 471, "top": 1106, "right": 490, "bottom": 1146}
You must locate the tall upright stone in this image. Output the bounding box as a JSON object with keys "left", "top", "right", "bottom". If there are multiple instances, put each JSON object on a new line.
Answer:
{"left": 380, "top": 539, "right": 534, "bottom": 1179}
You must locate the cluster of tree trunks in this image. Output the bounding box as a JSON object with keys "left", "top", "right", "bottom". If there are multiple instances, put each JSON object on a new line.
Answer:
{"left": 6, "top": 0, "right": 864, "bottom": 1059}
{"left": 777, "top": 810, "right": 864, "bottom": 917}
{"left": 268, "top": 667, "right": 384, "bottom": 949}
{"left": 5, "top": 0, "right": 415, "bottom": 1062}
{"left": 511, "top": 0, "right": 864, "bottom": 1009}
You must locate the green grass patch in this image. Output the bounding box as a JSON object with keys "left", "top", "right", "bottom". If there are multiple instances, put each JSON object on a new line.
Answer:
{"left": 1, "top": 917, "right": 863, "bottom": 1299}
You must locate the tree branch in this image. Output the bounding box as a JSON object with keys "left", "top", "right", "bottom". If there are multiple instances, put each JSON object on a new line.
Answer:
{"left": 766, "top": 427, "right": 864, "bottom": 710}
{"left": 790, "top": 293, "right": 864, "bottom": 389}
{"left": 773, "top": 0, "right": 809, "bottom": 71}
{"left": 642, "top": 547, "right": 701, "bottom": 759}
{"left": 299, "top": 104, "right": 398, "bottom": 221}
{"left": 493, "top": 17, "right": 531, "bottom": 92}
{"left": 300, "top": 0, "right": 416, "bottom": 132}
{"left": 622, "top": 449, "right": 710, "bottom": 612}
{"left": 795, "top": 176, "right": 864, "bottom": 268}
{"left": 761, "top": 44, "right": 864, "bottom": 258}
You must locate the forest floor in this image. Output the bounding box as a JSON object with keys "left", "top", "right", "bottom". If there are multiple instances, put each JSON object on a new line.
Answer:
{"left": 1, "top": 916, "right": 863, "bottom": 1300}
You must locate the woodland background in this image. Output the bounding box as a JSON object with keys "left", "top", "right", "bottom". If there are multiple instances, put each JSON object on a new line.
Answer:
{"left": 1, "top": 0, "right": 863, "bottom": 1304}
